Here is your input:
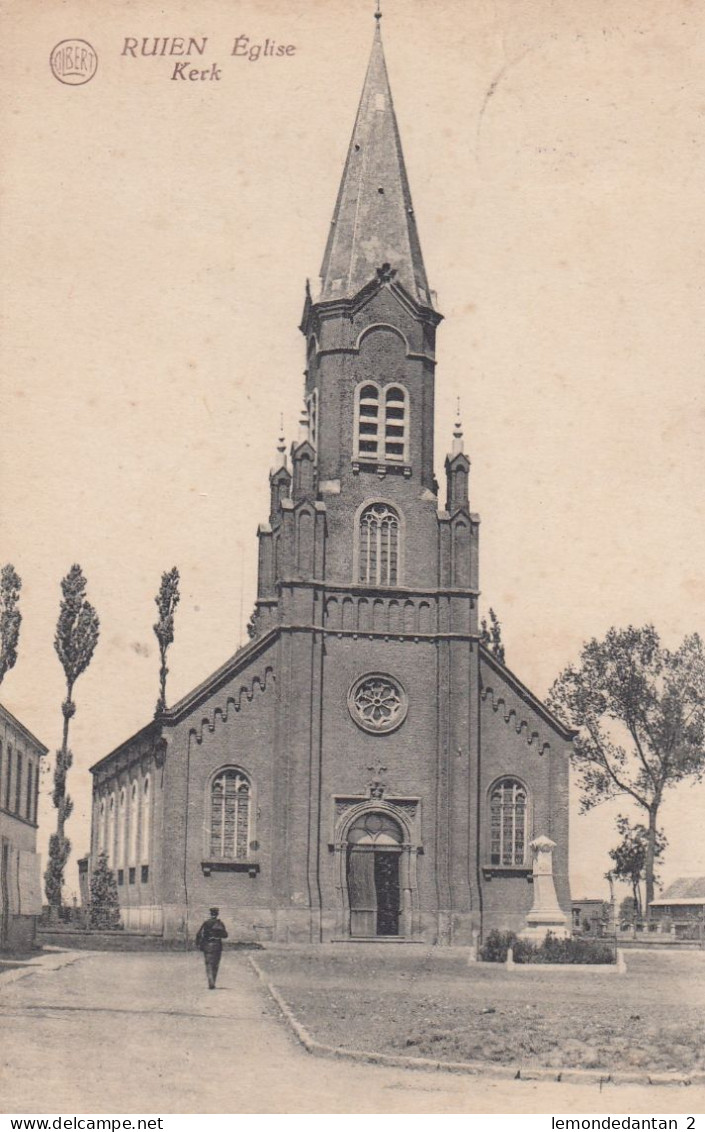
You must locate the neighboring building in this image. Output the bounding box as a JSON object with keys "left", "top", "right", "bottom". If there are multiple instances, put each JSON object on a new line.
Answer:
{"left": 0, "top": 703, "right": 47, "bottom": 950}
{"left": 87, "top": 20, "right": 575, "bottom": 945}
{"left": 77, "top": 854, "right": 90, "bottom": 909}
{"left": 650, "top": 877, "right": 705, "bottom": 921}
{"left": 571, "top": 898, "right": 609, "bottom": 934}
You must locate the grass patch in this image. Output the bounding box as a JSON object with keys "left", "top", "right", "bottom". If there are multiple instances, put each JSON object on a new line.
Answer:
{"left": 256, "top": 947, "right": 705, "bottom": 1074}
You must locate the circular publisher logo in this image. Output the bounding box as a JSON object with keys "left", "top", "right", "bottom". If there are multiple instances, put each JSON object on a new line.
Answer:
{"left": 50, "top": 40, "right": 98, "bottom": 85}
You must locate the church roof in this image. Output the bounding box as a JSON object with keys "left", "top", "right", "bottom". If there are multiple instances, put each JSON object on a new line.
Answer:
{"left": 317, "top": 23, "right": 432, "bottom": 308}
{"left": 0, "top": 700, "right": 48, "bottom": 754}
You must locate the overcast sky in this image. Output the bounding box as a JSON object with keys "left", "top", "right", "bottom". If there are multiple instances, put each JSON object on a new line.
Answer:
{"left": 2, "top": 0, "right": 703, "bottom": 902}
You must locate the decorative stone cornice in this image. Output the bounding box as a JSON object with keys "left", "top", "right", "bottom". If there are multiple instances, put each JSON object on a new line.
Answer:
{"left": 480, "top": 646, "right": 578, "bottom": 744}
{"left": 188, "top": 665, "right": 275, "bottom": 746}
{"left": 480, "top": 685, "right": 552, "bottom": 756}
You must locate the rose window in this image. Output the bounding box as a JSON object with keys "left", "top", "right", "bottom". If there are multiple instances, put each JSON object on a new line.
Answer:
{"left": 348, "top": 674, "right": 408, "bottom": 734}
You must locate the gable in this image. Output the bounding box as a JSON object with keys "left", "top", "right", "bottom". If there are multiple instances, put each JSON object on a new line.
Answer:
{"left": 165, "top": 630, "right": 278, "bottom": 727}
{"left": 480, "top": 646, "right": 576, "bottom": 751}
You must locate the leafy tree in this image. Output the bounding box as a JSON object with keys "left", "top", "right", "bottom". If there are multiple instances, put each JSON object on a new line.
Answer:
{"left": 153, "top": 567, "right": 180, "bottom": 715}
{"left": 608, "top": 815, "right": 667, "bottom": 917}
{"left": 88, "top": 852, "right": 121, "bottom": 930}
{"left": 46, "top": 566, "right": 100, "bottom": 908}
{"left": 549, "top": 626, "right": 705, "bottom": 910}
{"left": 480, "top": 607, "right": 506, "bottom": 664}
{"left": 619, "top": 895, "right": 637, "bottom": 924}
{"left": 0, "top": 564, "right": 22, "bottom": 685}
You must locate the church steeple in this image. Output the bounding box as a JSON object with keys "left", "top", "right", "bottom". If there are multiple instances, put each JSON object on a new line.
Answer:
{"left": 290, "top": 13, "right": 459, "bottom": 591}
{"left": 318, "top": 23, "right": 433, "bottom": 308}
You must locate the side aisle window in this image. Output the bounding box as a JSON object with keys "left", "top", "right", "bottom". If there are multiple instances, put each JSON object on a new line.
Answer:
{"left": 210, "top": 769, "right": 251, "bottom": 860}
{"left": 489, "top": 778, "right": 528, "bottom": 866}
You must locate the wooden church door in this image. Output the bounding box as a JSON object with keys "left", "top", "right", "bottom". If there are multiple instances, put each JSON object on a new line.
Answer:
{"left": 346, "top": 812, "right": 403, "bottom": 938}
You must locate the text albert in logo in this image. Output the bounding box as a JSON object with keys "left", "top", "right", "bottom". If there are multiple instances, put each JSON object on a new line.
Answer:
{"left": 50, "top": 39, "right": 98, "bottom": 85}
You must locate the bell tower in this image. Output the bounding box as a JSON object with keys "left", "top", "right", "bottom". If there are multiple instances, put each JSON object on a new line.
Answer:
{"left": 254, "top": 16, "right": 479, "bottom": 618}
{"left": 251, "top": 15, "right": 482, "bottom": 944}
{"left": 297, "top": 21, "right": 463, "bottom": 596}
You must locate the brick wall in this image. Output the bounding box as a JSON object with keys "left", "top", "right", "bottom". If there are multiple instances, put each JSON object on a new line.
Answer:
{"left": 478, "top": 655, "right": 571, "bottom": 936}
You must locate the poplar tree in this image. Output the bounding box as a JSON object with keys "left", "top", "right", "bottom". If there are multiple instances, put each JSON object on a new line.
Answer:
{"left": 0, "top": 564, "right": 22, "bottom": 685}
{"left": 153, "top": 567, "right": 180, "bottom": 716}
{"left": 45, "top": 565, "right": 100, "bottom": 908}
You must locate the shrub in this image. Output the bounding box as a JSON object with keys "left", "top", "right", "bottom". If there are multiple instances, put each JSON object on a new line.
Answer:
{"left": 510, "top": 937, "right": 537, "bottom": 964}
{"left": 479, "top": 929, "right": 517, "bottom": 963}
{"left": 531, "top": 932, "right": 614, "bottom": 964}
{"left": 88, "top": 852, "right": 122, "bottom": 930}
{"left": 480, "top": 930, "right": 615, "bottom": 964}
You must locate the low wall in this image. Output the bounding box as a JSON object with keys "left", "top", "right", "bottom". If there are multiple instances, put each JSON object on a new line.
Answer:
{"left": 37, "top": 928, "right": 185, "bottom": 952}
{"left": 36, "top": 928, "right": 264, "bottom": 952}
{"left": 618, "top": 937, "right": 703, "bottom": 950}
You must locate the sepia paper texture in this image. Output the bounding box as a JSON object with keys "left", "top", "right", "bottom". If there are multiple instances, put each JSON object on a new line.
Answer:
{"left": 1, "top": 0, "right": 704, "bottom": 1115}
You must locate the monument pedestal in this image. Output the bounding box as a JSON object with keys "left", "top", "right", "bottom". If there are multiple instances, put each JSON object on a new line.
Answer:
{"left": 519, "top": 834, "right": 569, "bottom": 942}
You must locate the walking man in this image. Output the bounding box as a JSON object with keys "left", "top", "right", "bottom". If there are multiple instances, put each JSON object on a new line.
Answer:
{"left": 195, "top": 906, "right": 228, "bottom": 989}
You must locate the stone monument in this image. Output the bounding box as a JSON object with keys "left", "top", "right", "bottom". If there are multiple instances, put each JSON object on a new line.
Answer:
{"left": 519, "top": 834, "right": 570, "bottom": 941}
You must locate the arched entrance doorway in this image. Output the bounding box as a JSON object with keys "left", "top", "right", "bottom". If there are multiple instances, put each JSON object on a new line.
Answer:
{"left": 346, "top": 811, "right": 403, "bottom": 937}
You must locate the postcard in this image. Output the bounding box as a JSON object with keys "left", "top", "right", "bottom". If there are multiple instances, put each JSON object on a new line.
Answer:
{"left": 1, "top": 0, "right": 703, "bottom": 1118}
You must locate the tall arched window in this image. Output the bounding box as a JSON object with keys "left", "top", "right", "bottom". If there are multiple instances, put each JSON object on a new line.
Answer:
{"left": 107, "top": 794, "right": 116, "bottom": 867}
{"left": 129, "top": 782, "right": 139, "bottom": 866}
{"left": 141, "top": 777, "right": 151, "bottom": 864}
{"left": 4, "top": 745, "right": 11, "bottom": 811}
{"left": 384, "top": 385, "right": 408, "bottom": 463}
{"left": 99, "top": 799, "right": 106, "bottom": 853}
{"left": 4, "top": 742, "right": 11, "bottom": 815}
{"left": 117, "top": 787, "right": 126, "bottom": 868}
{"left": 358, "top": 503, "right": 400, "bottom": 586}
{"left": 14, "top": 752, "right": 22, "bottom": 814}
{"left": 210, "top": 769, "right": 251, "bottom": 860}
{"left": 26, "top": 761, "right": 33, "bottom": 821}
{"left": 489, "top": 778, "right": 528, "bottom": 866}
{"left": 354, "top": 383, "right": 380, "bottom": 461}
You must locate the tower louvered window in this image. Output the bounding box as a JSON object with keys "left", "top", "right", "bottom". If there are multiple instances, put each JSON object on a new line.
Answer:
{"left": 210, "top": 769, "right": 251, "bottom": 859}
{"left": 356, "top": 384, "right": 380, "bottom": 460}
{"left": 354, "top": 383, "right": 410, "bottom": 466}
{"left": 384, "top": 386, "right": 408, "bottom": 462}
{"left": 489, "top": 778, "right": 528, "bottom": 866}
{"left": 359, "top": 503, "right": 400, "bottom": 586}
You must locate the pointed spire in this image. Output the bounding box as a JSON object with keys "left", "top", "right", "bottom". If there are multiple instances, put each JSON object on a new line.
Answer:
{"left": 452, "top": 398, "right": 464, "bottom": 455}
{"left": 318, "top": 22, "right": 432, "bottom": 307}
{"left": 273, "top": 415, "right": 287, "bottom": 472}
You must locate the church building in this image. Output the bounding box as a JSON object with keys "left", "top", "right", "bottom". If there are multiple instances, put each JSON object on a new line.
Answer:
{"left": 88, "top": 21, "right": 574, "bottom": 945}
